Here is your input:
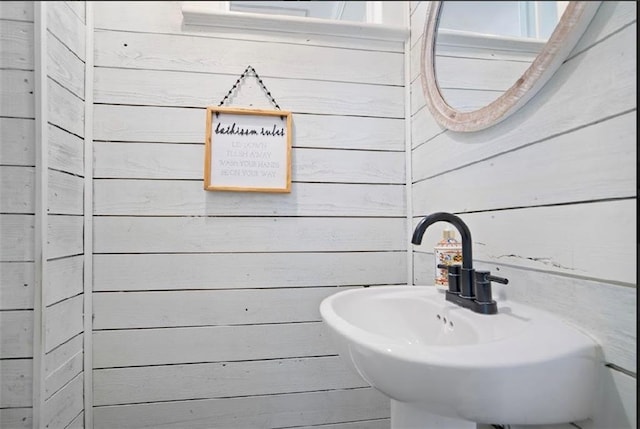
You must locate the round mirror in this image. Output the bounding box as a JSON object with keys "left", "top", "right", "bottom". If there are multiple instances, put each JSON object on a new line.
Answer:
{"left": 420, "top": 1, "right": 601, "bottom": 132}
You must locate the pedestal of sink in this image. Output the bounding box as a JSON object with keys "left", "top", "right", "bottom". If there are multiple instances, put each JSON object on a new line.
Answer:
{"left": 391, "top": 400, "right": 476, "bottom": 429}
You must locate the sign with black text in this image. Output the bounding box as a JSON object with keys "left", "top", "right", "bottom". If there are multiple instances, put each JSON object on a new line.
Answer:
{"left": 204, "top": 107, "right": 292, "bottom": 192}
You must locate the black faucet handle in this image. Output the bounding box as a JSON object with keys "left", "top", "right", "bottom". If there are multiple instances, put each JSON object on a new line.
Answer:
{"left": 474, "top": 271, "right": 509, "bottom": 303}
{"left": 437, "top": 264, "right": 461, "bottom": 294}
{"left": 437, "top": 263, "right": 463, "bottom": 271}
{"left": 475, "top": 270, "right": 509, "bottom": 284}
{"left": 486, "top": 274, "right": 509, "bottom": 285}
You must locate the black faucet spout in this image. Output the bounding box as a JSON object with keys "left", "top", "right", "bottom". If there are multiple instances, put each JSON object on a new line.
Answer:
{"left": 411, "top": 212, "right": 473, "bottom": 269}
{"left": 412, "top": 212, "right": 509, "bottom": 315}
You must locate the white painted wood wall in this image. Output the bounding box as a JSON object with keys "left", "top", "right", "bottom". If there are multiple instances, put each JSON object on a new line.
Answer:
{"left": 410, "top": 2, "right": 636, "bottom": 428}
{"left": 89, "top": 1, "right": 405, "bottom": 427}
{"left": 2, "top": 1, "right": 636, "bottom": 428}
{"left": 42, "top": 2, "right": 86, "bottom": 427}
{"left": 1, "top": 3, "right": 36, "bottom": 426}
{"left": 1, "top": 1, "right": 85, "bottom": 428}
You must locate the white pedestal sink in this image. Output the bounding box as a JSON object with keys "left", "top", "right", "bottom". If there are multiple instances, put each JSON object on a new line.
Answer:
{"left": 319, "top": 286, "right": 600, "bottom": 429}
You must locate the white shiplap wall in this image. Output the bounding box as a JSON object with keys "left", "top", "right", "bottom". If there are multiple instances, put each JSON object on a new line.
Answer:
{"left": 5, "top": 2, "right": 633, "bottom": 428}
{"left": 90, "top": 1, "right": 406, "bottom": 427}
{"left": 1, "top": 2, "right": 86, "bottom": 428}
{"left": 410, "top": 2, "right": 636, "bottom": 429}
{"left": 43, "top": 2, "right": 86, "bottom": 428}
{"left": 1, "top": 2, "right": 36, "bottom": 427}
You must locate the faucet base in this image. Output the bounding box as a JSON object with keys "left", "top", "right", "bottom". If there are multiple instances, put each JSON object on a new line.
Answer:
{"left": 445, "top": 291, "right": 497, "bottom": 315}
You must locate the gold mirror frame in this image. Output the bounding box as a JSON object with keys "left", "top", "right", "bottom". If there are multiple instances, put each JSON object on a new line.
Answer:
{"left": 420, "top": 1, "right": 602, "bottom": 132}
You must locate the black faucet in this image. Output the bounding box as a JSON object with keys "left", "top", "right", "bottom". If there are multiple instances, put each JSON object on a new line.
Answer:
{"left": 411, "top": 212, "right": 508, "bottom": 315}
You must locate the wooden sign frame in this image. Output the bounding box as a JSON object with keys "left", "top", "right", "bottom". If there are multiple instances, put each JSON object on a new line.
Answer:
{"left": 204, "top": 106, "right": 292, "bottom": 192}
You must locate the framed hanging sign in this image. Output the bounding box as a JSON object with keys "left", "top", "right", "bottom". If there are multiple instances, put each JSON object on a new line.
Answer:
{"left": 204, "top": 106, "right": 292, "bottom": 193}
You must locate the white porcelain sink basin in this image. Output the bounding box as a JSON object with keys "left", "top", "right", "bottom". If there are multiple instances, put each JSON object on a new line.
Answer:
{"left": 320, "top": 285, "right": 600, "bottom": 426}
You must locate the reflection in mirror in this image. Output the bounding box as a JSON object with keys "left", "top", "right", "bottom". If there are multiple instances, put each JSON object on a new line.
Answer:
{"left": 420, "top": 1, "right": 602, "bottom": 132}
{"left": 228, "top": 1, "right": 367, "bottom": 22}
{"left": 435, "top": 1, "right": 568, "bottom": 112}
{"left": 439, "top": 1, "right": 568, "bottom": 39}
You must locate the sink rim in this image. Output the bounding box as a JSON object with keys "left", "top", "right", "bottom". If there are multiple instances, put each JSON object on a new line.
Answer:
{"left": 320, "top": 285, "right": 601, "bottom": 425}
{"left": 320, "top": 285, "right": 598, "bottom": 370}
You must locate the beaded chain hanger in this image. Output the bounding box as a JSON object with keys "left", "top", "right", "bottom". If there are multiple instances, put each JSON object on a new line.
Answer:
{"left": 217, "top": 65, "right": 282, "bottom": 111}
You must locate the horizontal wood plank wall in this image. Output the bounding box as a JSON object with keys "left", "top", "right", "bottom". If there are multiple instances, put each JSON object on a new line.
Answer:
{"left": 91, "top": 1, "right": 404, "bottom": 427}
{"left": 0, "top": 2, "right": 35, "bottom": 426}
{"left": 409, "top": 2, "right": 636, "bottom": 428}
{"left": 43, "top": 2, "right": 86, "bottom": 427}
